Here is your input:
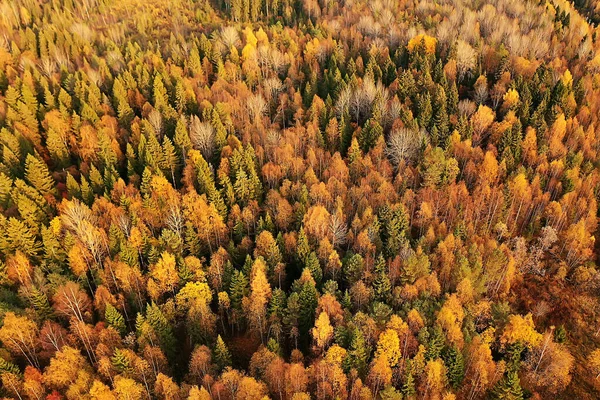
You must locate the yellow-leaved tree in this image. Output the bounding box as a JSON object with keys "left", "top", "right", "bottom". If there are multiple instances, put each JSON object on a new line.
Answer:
{"left": 311, "top": 311, "right": 334, "bottom": 352}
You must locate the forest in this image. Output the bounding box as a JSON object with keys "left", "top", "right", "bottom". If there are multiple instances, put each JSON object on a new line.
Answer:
{"left": 0, "top": 0, "right": 600, "bottom": 398}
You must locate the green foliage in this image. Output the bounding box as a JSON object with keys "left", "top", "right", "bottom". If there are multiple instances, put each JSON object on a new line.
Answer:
{"left": 214, "top": 335, "right": 232, "bottom": 371}
{"left": 442, "top": 345, "right": 465, "bottom": 389}
{"left": 0, "top": 0, "right": 596, "bottom": 396}
{"left": 106, "top": 303, "right": 127, "bottom": 335}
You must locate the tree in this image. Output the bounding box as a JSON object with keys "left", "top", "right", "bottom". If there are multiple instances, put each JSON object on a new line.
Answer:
{"left": 43, "top": 346, "right": 91, "bottom": 391}
{"left": 386, "top": 127, "right": 425, "bottom": 165}
{"left": 436, "top": 294, "right": 465, "bottom": 348}
{"left": 312, "top": 312, "right": 334, "bottom": 352}
{"left": 114, "top": 376, "right": 144, "bottom": 400}
{"left": 148, "top": 251, "right": 180, "bottom": 301}
{"left": 0, "top": 312, "right": 40, "bottom": 368}
{"left": 245, "top": 258, "right": 272, "bottom": 343}
{"left": 214, "top": 335, "right": 232, "bottom": 372}
{"left": 491, "top": 368, "right": 524, "bottom": 400}
{"left": 4, "top": 217, "right": 41, "bottom": 256}
{"left": 188, "top": 386, "right": 212, "bottom": 400}
{"left": 422, "top": 359, "right": 446, "bottom": 400}
{"left": 402, "top": 361, "right": 416, "bottom": 398}
{"left": 375, "top": 329, "right": 401, "bottom": 367}
{"left": 367, "top": 355, "right": 392, "bottom": 396}
{"left": 154, "top": 373, "right": 181, "bottom": 399}
{"left": 589, "top": 349, "right": 600, "bottom": 379}
{"left": 137, "top": 303, "right": 177, "bottom": 359}
{"left": 373, "top": 255, "right": 392, "bottom": 302}
{"left": 25, "top": 154, "right": 56, "bottom": 196}
{"left": 471, "top": 105, "right": 495, "bottom": 145}
{"left": 303, "top": 205, "right": 331, "bottom": 242}
{"left": 407, "top": 34, "right": 437, "bottom": 54}
{"left": 52, "top": 282, "right": 92, "bottom": 323}
{"left": 176, "top": 281, "right": 216, "bottom": 344}
{"left": 500, "top": 314, "right": 542, "bottom": 350}
{"left": 442, "top": 346, "right": 464, "bottom": 389}
{"left": 344, "top": 328, "right": 370, "bottom": 377}
{"left": 189, "top": 116, "right": 215, "bottom": 161}
{"left": 90, "top": 380, "right": 116, "bottom": 400}
{"left": 105, "top": 303, "right": 127, "bottom": 335}
{"left": 456, "top": 40, "right": 477, "bottom": 81}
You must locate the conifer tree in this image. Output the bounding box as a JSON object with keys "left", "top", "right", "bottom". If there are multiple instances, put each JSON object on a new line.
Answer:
{"left": 402, "top": 361, "right": 416, "bottom": 399}
{"left": 143, "top": 303, "right": 177, "bottom": 359}
{"left": 106, "top": 303, "right": 127, "bottom": 335}
{"left": 214, "top": 335, "right": 232, "bottom": 372}
{"left": 344, "top": 327, "right": 370, "bottom": 378}
{"left": 5, "top": 217, "right": 40, "bottom": 257}
{"left": 491, "top": 369, "right": 524, "bottom": 400}
{"left": 297, "top": 227, "right": 310, "bottom": 263}
{"left": 111, "top": 348, "right": 133, "bottom": 374}
{"left": 305, "top": 252, "right": 322, "bottom": 286}
{"left": 426, "top": 326, "right": 445, "bottom": 360}
{"left": 25, "top": 154, "right": 55, "bottom": 196}
{"left": 373, "top": 255, "right": 391, "bottom": 302}
{"left": 0, "top": 172, "right": 12, "bottom": 208}
{"left": 229, "top": 269, "right": 249, "bottom": 313}
{"left": 162, "top": 136, "right": 178, "bottom": 186}
{"left": 65, "top": 173, "right": 81, "bottom": 200}
{"left": 442, "top": 345, "right": 465, "bottom": 389}
{"left": 174, "top": 116, "right": 192, "bottom": 162}
{"left": 29, "top": 286, "right": 54, "bottom": 320}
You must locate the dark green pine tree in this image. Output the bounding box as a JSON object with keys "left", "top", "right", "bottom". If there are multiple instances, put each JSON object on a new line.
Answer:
{"left": 373, "top": 255, "right": 391, "bottom": 302}
{"left": 426, "top": 325, "right": 445, "bottom": 360}
{"left": 268, "top": 288, "right": 287, "bottom": 342}
{"left": 341, "top": 289, "right": 352, "bottom": 310}
{"left": 145, "top": 303, "right": 177, "bottom": 360}
{"left": 105, "top": 303, "right": 127, "bottom": 335}
{"left": 339, "top": 114, "right": 353, "bottom": 156}
{"left": 305, "top": 252, "right": 322, "bottom": 286}
{"left": 283, "top": 292, "right": 301, "bottom": 348}
{"left": 432, "top": 85, "right": 449, "bottom": 146}
{"left": 211, "top": 109, "right": 228, "bottom": 154}
{"left": 343, "top": 327, "right": 370, "bottom": 378}
{"left": 214, "top": 335, "right": 232, "bottom": 372}
{"left": 518, "top": 83, "right": 532, "bottom": 125}
{"left": 442, "top": 345, "right": 465, "bottom": 389}
{"left": 242, "top": 255, "right": 254, "bottom": 277}
{"left": 448, "top": 80, "right": 459, "bottom": 117}
{"left": 379, "top": 204, "right": 409, "bottom": 257}
{"left": 229, "top": 269, "right": 249, "bottom": 314}
{"left": 554, "top": 325, "right": 567, "bottom": 343}
{"left": 492, "top": 343, "right": 524, "bottom": 400}
{"left": 297, "top": 278, "right": 318, "bottom": 339}
{"left": 416, "top": 92, "right": 432, "bottom": 130}
{"left": 184, "top": 222, "right": 201, "bottom": 257}
{"left": 358, "top": 117, "right": 383, "bottom": 153}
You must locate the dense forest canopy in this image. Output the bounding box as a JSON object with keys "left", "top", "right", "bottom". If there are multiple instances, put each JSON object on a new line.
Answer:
{"left": 0, "top": 0, "right": 600, "bottom": 398}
